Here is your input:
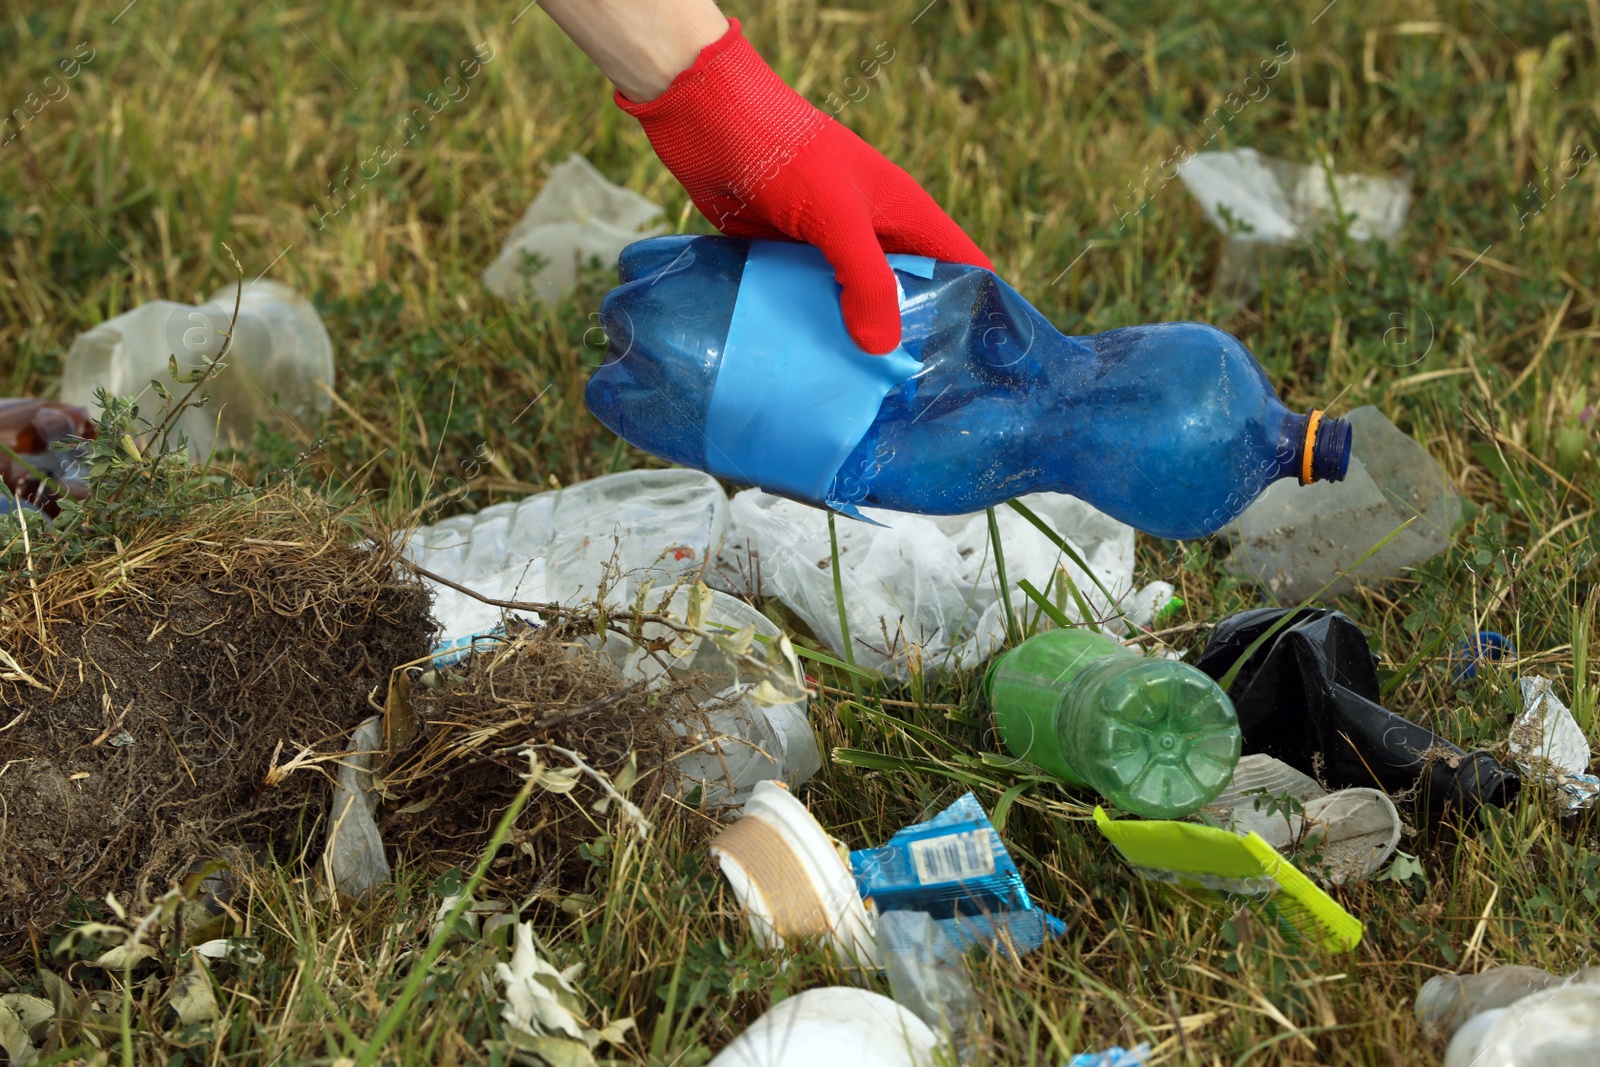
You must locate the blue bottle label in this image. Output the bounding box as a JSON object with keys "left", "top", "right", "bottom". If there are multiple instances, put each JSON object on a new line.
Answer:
{"left": 703, "top": 240, "right": 930, "bottom": 508}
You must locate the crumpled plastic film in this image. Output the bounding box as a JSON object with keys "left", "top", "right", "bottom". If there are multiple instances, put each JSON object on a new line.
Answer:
{"left": 403, "top": 469, "right": 730, "bottom": 660}
{"left": 1224, "top": 406, "right": 1461, "bottom": 601}
{"left": 325, "top": 715, "right": 389, "bottom": 896}
{"left": 710, "top": 489, "right": 1169, "bottom": 679}
{"left": 1509, "top": 676, "right": 1600, "bottom": 813}
{"left": 482, "top": 153, "right": 666, "bottom": 306}
{"left": 1177, "top": 148, "right": 1410, "bottom": 302}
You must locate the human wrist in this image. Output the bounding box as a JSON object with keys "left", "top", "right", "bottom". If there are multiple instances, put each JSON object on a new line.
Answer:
{"left": 538, "top": 0, "right": 728, "bottom": 103}
{"left": 614, "top": 15, "right": 729, "bottom": 101}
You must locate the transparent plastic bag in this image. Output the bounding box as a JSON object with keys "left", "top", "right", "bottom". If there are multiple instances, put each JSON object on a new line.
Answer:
{"left": 594, "top": 586, "right": 820, "bottom": 806}
{"left": 711, "top": 489, "right": 1166, "bottom": 678}
{"left": 1178, "top": 149, "right": 1410, "bottom": 302}
{"left": 60, "top": 280, "right": 334, "bottom": 457}
{"left": 1224, "top": 406, "right": 1460, "bottom": 601}
{"left": 404, "top": 470, "right": 818, "bottom": 804}
{"left": 876, "top": 910, "right": 979, "bottom": 1054}
{"left": 482, "top": 153, "right": 665, "bottom": 306}
{"left": 403, "top": 469, "right": 730, "bottom": 657}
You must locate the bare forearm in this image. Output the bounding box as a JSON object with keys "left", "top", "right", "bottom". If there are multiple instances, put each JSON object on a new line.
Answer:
{"left": 538, "top": 0, "right": 729, "bottom": 102}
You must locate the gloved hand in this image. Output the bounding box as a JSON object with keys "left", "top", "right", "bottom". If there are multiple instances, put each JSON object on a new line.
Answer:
{"left": 616, "top": 18, "right": 991, "bottom": 355}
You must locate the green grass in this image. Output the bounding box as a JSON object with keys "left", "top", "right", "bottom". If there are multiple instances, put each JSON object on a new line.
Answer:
{"left": 3, "top": 0, "right": 1600, "bottom": 1064}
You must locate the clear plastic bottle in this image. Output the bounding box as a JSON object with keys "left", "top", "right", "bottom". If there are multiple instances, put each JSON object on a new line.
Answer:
{"left": 985, "top": 629, "right": 1241, "bottom": 818}
{"left": 61, "top": 280, "right": 334, "bottom": 457}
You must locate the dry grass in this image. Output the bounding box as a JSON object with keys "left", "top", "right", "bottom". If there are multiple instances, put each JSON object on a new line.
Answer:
{"left": 0, "top": 485, "right": 434, "bottom": 951}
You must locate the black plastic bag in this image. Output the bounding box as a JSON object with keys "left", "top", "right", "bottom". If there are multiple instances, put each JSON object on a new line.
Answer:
{"left": 1193, "top": 608, "right": 1519, "bottom": 822}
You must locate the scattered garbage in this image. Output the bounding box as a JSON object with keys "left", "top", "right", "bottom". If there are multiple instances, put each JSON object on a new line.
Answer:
{"left": 1507, "top": 675, "right": 1599, "bottom": 812}
{"left": 1093, "top": 806, "right": 1363, "bottom": 951}
{"left": 1065, "top": 1044, "right": 1152, "bottom": 1067}
{"left": 588, "top": 234, "right": 1350, "bottom": 537}
{"left": 1194, "top": 608, "right": 1519, "bottom": 822}
{"left": 482, "top": 153, "right": 666, "bottom": 307}
{"left": 404, "top": 468, "right": 728, "bottom": 659}
{"left": 497, "top": 921, "right": 636, "bottom": 1067}
{"left": 60, "top": 280, "right": 335, "bottom": 458}
{"left": 1452, "top": 630, "right": 1516, "bottom": 683}
{"left": 1413, "top": 968, "right": 1600, "bottom": 1067}
{"left": 706, "top": 987, "right": 939, "bottom": 1067}
{"left": 710, "top": 784, "right": 1063, "bottom": 980}
{"left": 986, "top": 628, "right": 1240, "bottom": 818}
{"left": 711, "top": 487, "right": 1172, "bottom": 678}
{"left": 850, "top": 792, "right": 1067, "bottom": 958}
{"left": 1203, "top": 754, "right": 1402, "bottom": 885}
{"left": 324, "top": 715, "right": 390, "bottom": 896}
{"left": 876, "top": 909, "right": 980, "bottom": 1050}
{"left": 709, "top": 780, "right": 880, "bottom": 967}
{"left": 1176, "top": 148, "right": 1410, "bottom": 302}
{"left": 0, "top": 398, "right": 94, "bottom": 516}
{"left": 1224, "top": 406, "right": 1461, "bottom": 601}
{"left": 402, "top": 469, "right": 818, "bottom": 806}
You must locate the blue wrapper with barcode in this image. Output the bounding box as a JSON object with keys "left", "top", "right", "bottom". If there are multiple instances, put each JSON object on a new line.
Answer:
{"left": 850, "top": 793, "right": 1067, "bottom": 957}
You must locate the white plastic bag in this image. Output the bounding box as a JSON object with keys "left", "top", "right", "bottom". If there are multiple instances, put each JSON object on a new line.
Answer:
{"left": 482, "top": 153, "right": 665, "bottom": 306}
{"left": 403, "top": 469, "right": 729, "bottom": 657}
{"left": 707, "top": 987, "right": 938, "bottom": 1067}
{"left": 1177, "top": 148, "right": 1410, "bottom": 301}
{"left": 711, "top": 489, "right": 1167, "bottom": 678}
{"left": 404, "top": 470, "right": 818, "bottom": 805}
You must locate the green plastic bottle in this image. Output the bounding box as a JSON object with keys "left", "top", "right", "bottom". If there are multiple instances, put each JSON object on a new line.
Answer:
{"left": 985, "top": 629, "right": 1241, "bottom": 818}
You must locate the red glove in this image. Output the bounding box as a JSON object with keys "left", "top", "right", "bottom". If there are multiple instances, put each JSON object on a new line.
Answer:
{"left": 616, "top": 19, "right": 991, "bottom": 355}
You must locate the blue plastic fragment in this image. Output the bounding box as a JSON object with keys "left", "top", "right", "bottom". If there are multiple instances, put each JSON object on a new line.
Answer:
{"left": 429, "top": 616, "right": 542, "bottom": 666}
{"left": 849, "top": 792, "right": 1067, "bottom": 958}
{"left": 1452, "top": 631, "right": 1516, "bottom": 683}
{"left": 1065, "top": 1043, "right": 1151, "bottom": 1067}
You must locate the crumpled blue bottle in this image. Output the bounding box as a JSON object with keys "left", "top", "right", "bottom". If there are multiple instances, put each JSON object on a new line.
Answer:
{"left": 585, "top": 235, "right": 1350, "bottom": 539}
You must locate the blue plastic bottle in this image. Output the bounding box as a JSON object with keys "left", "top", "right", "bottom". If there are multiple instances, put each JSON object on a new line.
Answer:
{"left": 585, "top": 235, "right": 1350, "bottom": 539}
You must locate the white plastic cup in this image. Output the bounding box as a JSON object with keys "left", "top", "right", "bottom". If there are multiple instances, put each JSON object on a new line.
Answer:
{"left": 707, "top": 987, "right": 938, "bottom": 1067}
{"left": 709, "top": 780, "right": 878, "bottom": 967}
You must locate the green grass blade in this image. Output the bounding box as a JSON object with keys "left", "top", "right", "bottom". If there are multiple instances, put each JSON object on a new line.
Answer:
{"left": 828, "top": 511, "right": 864, "bottom": 700}
{"left": 1019, "top": 578, "right": 1073, "bottom": 630}
{"left": 988, "top": 506, "right": 1021, "bottom": 645}
{"left": 1007, "top": 499, "right": 1126, "bottom": 622}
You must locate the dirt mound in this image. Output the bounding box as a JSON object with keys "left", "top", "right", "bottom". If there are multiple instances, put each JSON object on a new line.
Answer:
{"left": 0, "top": 490, "right": 433, "bottom": 953}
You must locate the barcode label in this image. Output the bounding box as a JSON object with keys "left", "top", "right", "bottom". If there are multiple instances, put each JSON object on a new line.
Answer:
{"left": 909, "top": 831, "right": 995, "bottom": 884}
